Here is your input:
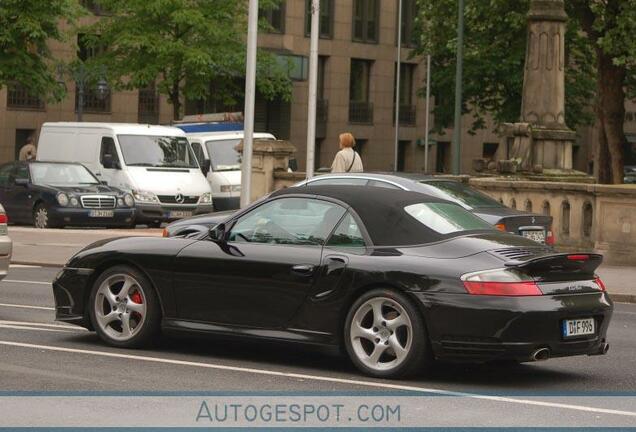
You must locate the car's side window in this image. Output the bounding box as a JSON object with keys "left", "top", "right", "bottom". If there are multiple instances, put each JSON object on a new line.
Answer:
{"left": 229, "top": 198, "right": 346, "bottom": 246}
{"left": 0, "top": 164, "right": 14, "bottom": 187}
{"left": 308, "top": 178, "right": 368, "bottom": 186}
{"left": 100, "top": 137, "right": 120, "bottom": 166}
{"left": 368, "top": 180, "right": 401, "bottom": 190}
{"left": 326, "top": 212, "right": 366, "bottom": 247}
{"left": 191, "top": 142, "right": 205, "bottom": 164}
{"left": 15, "top": 164, "right": 29, "bottom": 181}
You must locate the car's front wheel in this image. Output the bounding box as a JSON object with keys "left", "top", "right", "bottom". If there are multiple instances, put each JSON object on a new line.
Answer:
{"left": 344, "top": 289, "right": 430, "bottom": 378}
{"left": 89, "top": 265, "right": 161, "bottom": 348}
{"left": 33, "top": 204, "right": 55, "bottom": 229}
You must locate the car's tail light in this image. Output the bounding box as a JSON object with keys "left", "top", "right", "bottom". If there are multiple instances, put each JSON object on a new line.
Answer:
{"left": 567, "top": 254, "right": 590, "bottom": 261}
{"left": 461, "top": 268, "right": 542, "bottom": 296}
{"left": 593, "top": 276, "right": 606, "bottom": 292}
{"left": 545, "top": 227, "right": 555, "bottom": 245}
{"left": 495, "top": 223, "right": 506, "bottom": 232}
{"left": 0, "top": 213, "right": 7, "bottom": 224}
{"left": 162, "top": 228, "right": 168, "bottom": 237}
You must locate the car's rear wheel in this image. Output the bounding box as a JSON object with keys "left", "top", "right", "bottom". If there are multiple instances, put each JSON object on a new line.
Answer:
{"left": 89, "top": 265, "right": 161, "bottom": 348}
{"left": 344, "top": 289, "right": 430, "bottom": 378}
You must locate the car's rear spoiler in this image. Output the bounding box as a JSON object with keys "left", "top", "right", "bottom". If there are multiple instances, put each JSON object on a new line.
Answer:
{"left": 504, "top": 253, "right": 603, "bottom": 279}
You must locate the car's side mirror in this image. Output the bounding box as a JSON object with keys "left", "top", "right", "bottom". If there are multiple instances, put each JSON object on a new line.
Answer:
{"left": 201, "top": 159, "right": 211, "bottom": 176}
{"left": 14, "top": 178, "right": 29, "bottom": 187}
{"left": 208, "top": 223, "right": 226, "bottom": 243}
{"left": 100, "top": 180, "right": 108, "bottom": 185}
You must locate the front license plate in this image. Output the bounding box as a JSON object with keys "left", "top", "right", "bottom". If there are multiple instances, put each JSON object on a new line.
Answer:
{"left": 522, "top": 230, "right": 545, "bottom": 243}
{"left": 169, "top": 211, "right": 193, "bottom": 219}
{"left": 562, "top": 318, "right": 595, "bottom": 338}
{"left": 89, "top": 210, "right": 114, "bottom": 218}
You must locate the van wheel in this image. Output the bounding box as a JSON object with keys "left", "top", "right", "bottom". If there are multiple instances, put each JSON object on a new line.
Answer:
{"left": 33, "top": 204, "right": 58, "bottom": 229}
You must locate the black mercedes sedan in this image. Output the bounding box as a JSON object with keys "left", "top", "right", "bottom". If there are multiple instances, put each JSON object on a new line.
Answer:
{"left": 0, "top": 161, "right": 136, "bottom": 228}
{"left": 53, "top": 186, "right": 612, "bottom": 379}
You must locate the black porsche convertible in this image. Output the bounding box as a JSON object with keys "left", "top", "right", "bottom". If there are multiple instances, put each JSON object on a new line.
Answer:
{"left": 53, "top": 186, "right": 612, "bottom": 378}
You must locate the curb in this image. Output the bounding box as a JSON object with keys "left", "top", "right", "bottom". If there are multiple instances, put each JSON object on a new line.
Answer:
{"left": 609, "top": 293, "right": 636, "bottom": 304}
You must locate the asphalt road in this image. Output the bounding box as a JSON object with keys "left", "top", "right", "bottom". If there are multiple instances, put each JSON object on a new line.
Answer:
{"left": 1, "top": 266, "right": 636, "bottom": 427}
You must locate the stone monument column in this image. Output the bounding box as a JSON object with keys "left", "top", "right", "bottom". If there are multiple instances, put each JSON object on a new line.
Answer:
{"left": 521, "top": 0, "right": 575, "bottom": 170}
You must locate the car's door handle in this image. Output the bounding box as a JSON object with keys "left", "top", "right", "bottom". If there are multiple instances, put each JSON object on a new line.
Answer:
{"left": 292, "top": 264, "right": 315, "bottom": 276}
{"left": 326, "top": 255, "right": 349, "bottom": 265}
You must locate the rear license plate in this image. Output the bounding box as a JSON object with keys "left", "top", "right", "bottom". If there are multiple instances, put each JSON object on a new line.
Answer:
{"left": 89, "top": 210, "right": 114, "bottom": 218}
{"left": 522, "top": 230, "right": 545, "bottom": 243}
{"left": 562, "top": 318, "right": 595, "bottom": 338}
{"left": 169, "top": 211, "right": 193, "bottom": 219}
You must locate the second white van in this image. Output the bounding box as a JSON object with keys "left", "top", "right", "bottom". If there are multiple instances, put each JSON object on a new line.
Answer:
{"left": 37, "top": 122, "right": 214, "bottom": 226}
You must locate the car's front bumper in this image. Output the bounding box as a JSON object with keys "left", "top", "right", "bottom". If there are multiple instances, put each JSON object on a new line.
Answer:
{"left": 52, "top": 268, "right": 94, "bottom": 328}
{"left": 0, "top": 235, "right": 12, "bottom": 280}
{"left": 49, "top": 208, "right": 136, "bottom": 228}
{"left": 134, "top": 202, "right": 215, "bottom": 224}
{"left": 414, "top": 291, "right": 613, "bottom": 362}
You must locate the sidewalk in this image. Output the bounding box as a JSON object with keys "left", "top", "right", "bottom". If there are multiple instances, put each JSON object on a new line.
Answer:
{"left": 6, "top": 227, "right": 636, "bottom": 303}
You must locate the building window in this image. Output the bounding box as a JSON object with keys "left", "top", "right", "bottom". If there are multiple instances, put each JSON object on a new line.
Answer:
{"left": 561, "top": 201, "right": 571, "bottom": 236}
{"left": 353, "top": 0, "right": 379, "bottom": 43}
{"left": 261, "top": 2, "right": 286, "bottom": 34}
{"left": 583, "top": 201, "right": 593, "bottom": 238}
{"left": 305, "top": 0, "right": 334, "bottom": 39}
{"left": 349, "top": 59, "right": 373, "bottom": 124}
{"left": 6, "top": 83, "right": 44, "bottom": 110}
{"left": 482, "top": 143, "right": 499, "bottom": 161}
{"left": 394, "top": 63, "right": 416, "bottom": 126}
{"left": 138, "top": 84, "right": 159, "bottom": 124}
{"left": 75, "top": 34, "right": 111, "bottom": 113}
{"left": 398, "top": 0, "right": 418, "bottom": 47}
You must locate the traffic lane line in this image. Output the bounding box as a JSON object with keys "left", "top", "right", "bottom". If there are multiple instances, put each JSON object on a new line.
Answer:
{"left": 0, "top": 320, "right": 86, "bottom": 331}
{"left": 1, "top": 280, "right": 51, "bottom": 286}
{"left": 0, "top": 340, "right": 634, "bottom": 418}
{"left": 0, "top": 324, "right": 78, "bottom": 333}
{"left": 0, "top": 303, "right": 54, "bottom": 311}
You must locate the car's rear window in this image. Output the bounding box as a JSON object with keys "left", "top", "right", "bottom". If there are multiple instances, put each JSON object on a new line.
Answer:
{"left": 405, "top": 202, "right": 493, "bottom": 234}
{"left": 421, "top": 181, "right": 502, "bottom": 209}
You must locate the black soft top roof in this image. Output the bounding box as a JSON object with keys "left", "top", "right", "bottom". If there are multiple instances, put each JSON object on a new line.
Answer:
{"left": 272, "top": 185, "right": 461, "bottom": 246}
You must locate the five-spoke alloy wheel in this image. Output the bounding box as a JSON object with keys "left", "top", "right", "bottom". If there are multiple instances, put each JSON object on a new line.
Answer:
{"left": 89, "top": 266, "right": 160, "bottom": 348}
{"left": 344, "top": 289, "right": 429, "bottom": 378}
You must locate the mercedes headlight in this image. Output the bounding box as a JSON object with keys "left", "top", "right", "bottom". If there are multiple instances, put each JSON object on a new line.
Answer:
{"left": 198, "top": 192, "right": 213, "bottom": 204}
{"left": 124, "top": 193, "right": 135, "bottom": 207}
{"left": 132, "top": 190, "right": 159, "bottom": 204}
{"left": 56, "top": 193, "right": 69, "bottom": 207}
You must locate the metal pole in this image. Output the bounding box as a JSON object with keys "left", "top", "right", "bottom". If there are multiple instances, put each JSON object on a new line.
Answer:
{"left": 77, "top": 83, "right": 84, "bottom": 122}
{"left": 305, "top": 0, "right": 320, "bottom": 179}
{"left": 451, "top": 0, "right": 464, "bottom": 175}
{"left": 241, "top": 0, "right": 259, "bottom": 208}
{"left": 393, "top": 0, "right": 403, "bottom": 172}
{"left": 424, "top": 54, "right": 431, "bottom": 173}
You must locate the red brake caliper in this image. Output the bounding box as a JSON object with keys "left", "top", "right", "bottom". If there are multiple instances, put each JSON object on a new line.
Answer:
{"left": 130, "top": 291, "right": 143, "bottom": 304}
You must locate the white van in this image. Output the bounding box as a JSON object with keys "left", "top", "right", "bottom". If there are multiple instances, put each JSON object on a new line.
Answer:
{"left": 186, "top": 131, "right": 276, "bottom": 210}
{"left": 37, "top": 122, "right": 213, "bottom": 226}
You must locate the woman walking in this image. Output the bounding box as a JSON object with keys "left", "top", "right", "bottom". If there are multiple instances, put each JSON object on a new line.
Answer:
{"left": 331, "top": 132, "right": 363, "bottom": 173}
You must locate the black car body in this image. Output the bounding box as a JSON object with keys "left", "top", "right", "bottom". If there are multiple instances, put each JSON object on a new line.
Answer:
{"left": 53, "top": 186, "right": 611, "bottom": 378}
{"left": 165, "top": 173, "right": 554, "bottom": 244}
{"left": 0, "top": 161, "right": 136, "bottom": 228}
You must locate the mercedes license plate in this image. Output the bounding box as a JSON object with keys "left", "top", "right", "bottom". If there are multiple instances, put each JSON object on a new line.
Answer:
{"left": 169, "top": 211, "right": 192, "bottom": 219}
{"left": 562, "top": 318, "right": 595, "bottom": 338}
{"left": 89, "top": 210, "right": 114, "bottom": 218}
{"left": 522, "top": 230, "right": 545, "bottom": 243}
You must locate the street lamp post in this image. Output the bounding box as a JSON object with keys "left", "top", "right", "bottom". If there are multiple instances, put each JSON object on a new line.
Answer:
{"left": 394, "top": 0, "right": 403, "bottom": 172}
{"left": 451, "top": 0, "right": 464, "bottom": 175}
{"left": 305, "top": 0, "right": 320, "bottom": 179}
{"left": 57, "top": 63, "right": 109, "bottom": 122}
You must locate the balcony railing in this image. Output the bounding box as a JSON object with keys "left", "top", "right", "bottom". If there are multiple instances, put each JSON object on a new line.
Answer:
{"left": 349, "top": 101, "right": 374, "bottom": 124}
{"left": 393, "top": 104, "right": 416, "bottom": 126}
{"left": 6, "top": 84, "right": 45, "bottom": 110}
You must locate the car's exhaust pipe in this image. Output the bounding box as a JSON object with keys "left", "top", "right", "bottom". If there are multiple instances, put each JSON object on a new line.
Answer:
{"left": 589, "top": 342, "right": 610, "bottom": 356}
{"left": 531, "top": 347, "right": 550, "bottom": 361}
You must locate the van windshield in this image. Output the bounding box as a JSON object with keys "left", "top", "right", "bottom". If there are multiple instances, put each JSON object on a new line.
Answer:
{"left": 205, "top": 139, "right": 241, "bottom": 171}
{"left": 118, "top": 135, "right": 199, "bottom": 169}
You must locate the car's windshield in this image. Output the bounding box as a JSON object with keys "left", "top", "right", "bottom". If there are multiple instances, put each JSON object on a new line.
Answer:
{"left": 405, "top": 202, "right": 494, "bottom": 235}
{"left": 421, "top": 181, "right": 503, "bottom": 209}
{"left": 30, "top": 163, "right": 99, "bottom": 186}
{"left": 118, "top": 135, "right": 199, "bottom": 168}
{"left": 205, "top": 139, "right": 241, "bottom": 171}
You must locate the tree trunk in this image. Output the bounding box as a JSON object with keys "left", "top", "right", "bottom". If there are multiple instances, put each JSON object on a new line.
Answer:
{"left": 595, "top": 50, "right": 626, "bottom": 184}
{"left": 170, "top": 81, "right": 181, "bottom": 121}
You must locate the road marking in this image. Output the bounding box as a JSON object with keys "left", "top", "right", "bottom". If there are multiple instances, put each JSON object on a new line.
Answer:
{"left": 0, "top": 320, "right": 86, "bottom": 331}
{"left": 0, "top": 303, "right": 55, "bottom": 311}
{"left": 0, "top": 324, "right": 76, "bottom": 333}
{"left": 0, "top": 340, "right": 634, "bottom": 418}
{"left": 1, "top": 279, "right": 51, "bottom": 286}
{"left": 9, "top": 264, "right": 42, "bottom": 269}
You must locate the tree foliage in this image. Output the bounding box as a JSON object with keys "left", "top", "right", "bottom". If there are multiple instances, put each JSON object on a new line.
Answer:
{"left": 0, "top": 0, "right": 78, "bottom": 100}
{"left": 86, "top": 0, "right": 291, "bottom": 120}
{"left": 414, "top": 0, "right": 596, "bottom": 133}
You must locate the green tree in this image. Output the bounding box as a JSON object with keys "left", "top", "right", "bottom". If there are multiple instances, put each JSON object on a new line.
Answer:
{"left": 415, "top": 0, "right": 636, "bottom": 183}
{"left": 0, "top": 0, "right": 78, "bottom": 100}
{"left": 86, "top": 0, "right": 291, "bottom": 120}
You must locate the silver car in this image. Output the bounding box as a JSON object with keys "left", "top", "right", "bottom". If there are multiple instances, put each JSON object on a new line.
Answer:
{"left": 0, "top": 204, "right": 12, "bottom": 279}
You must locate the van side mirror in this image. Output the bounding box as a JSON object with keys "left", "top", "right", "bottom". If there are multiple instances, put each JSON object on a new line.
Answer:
{"left": 14, "top": 178, "right": 29, "bottom": 187}
{"left": 201, "top": 159, "right": 211, "bottom": 176}
{"left": 208, "top": 223, "right": 226, "bottom": 243}
{"left": 102, "top": 154, "right": 120, "bottom": 170}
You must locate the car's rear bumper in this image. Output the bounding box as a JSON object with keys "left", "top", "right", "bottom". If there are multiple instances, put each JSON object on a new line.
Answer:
{"left": 0, "top": 235, "right": 12, "bottom": 280}
{"left": 413, "top": 291, "right": 613, "bottom": 362}
{"left": 49, "top": 207, "right": 136, "bottom": 227}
